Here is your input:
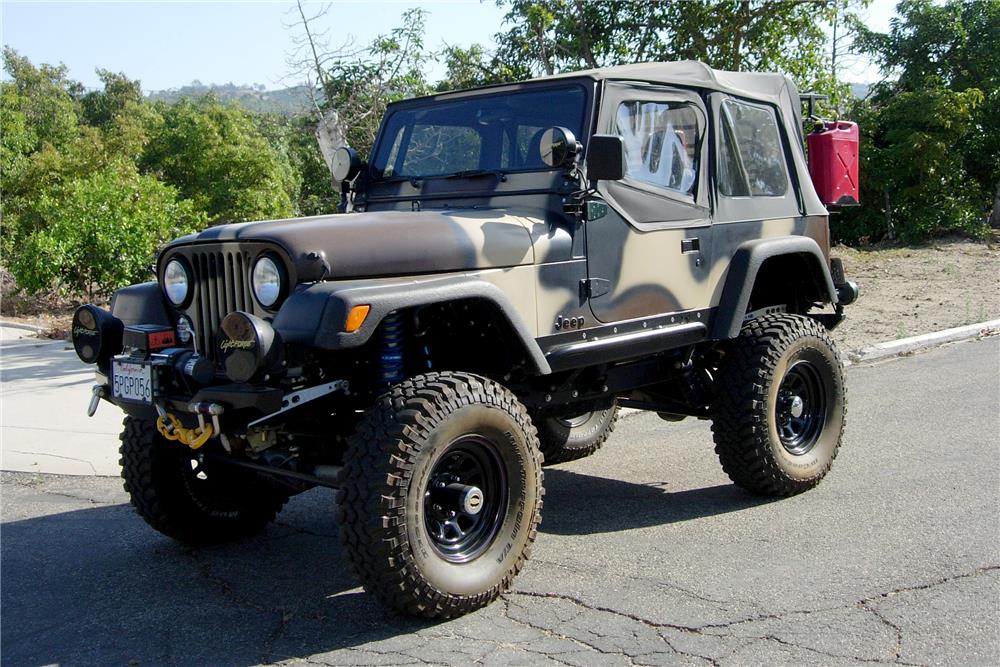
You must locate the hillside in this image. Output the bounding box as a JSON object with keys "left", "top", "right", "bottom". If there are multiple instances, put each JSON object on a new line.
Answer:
{"left": 147, "top": 82, "right": 314, "bottom": 116}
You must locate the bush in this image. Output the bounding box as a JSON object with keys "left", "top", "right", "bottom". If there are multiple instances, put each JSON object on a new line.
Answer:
{"left": 9, "top": 166, "right": 205, "bottom": 300}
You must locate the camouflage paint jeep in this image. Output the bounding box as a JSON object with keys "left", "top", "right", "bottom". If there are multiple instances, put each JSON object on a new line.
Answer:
{"left": 73, "top": 61, "right": 858, "bottom": 618}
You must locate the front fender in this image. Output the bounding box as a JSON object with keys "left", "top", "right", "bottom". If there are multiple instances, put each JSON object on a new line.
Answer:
{"left": 272, "top": 275, "right": 551, "bottom": 375}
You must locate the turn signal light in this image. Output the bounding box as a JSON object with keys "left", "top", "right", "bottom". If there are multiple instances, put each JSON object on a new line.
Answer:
{"left": 345, "top": 305, "right": 370, "bottom": 333}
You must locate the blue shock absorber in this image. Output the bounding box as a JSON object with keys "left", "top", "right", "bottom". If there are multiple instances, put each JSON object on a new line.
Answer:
{"left": 380, "top": 310, "right": 405, "bottom": 386}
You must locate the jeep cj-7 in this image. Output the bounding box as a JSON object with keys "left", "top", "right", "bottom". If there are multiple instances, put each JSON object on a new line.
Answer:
{"left": 72, "top": 62, "right": 859, "bottom": 618}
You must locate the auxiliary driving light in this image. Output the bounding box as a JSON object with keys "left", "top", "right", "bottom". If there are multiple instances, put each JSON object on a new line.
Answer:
{"left": 217, "top": 311, "right": 282, "bottom": 383}
{"left": 71, "top": 304, "right": 123, "bottom": 366}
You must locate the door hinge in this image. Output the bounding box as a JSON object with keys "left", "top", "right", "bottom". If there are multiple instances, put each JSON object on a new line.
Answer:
{"left": 581, "top": 278, "right": 611, "bottom": 298}
{"left": 586, "top": 200, "right": 609, "bottom": 221}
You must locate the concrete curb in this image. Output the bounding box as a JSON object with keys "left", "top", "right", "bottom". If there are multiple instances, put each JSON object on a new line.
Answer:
{"left": 846, "top": 318, "right": 1000, "bottom": 365}
{"left": 0, "top": 319, "right": 48, "bottom": 333}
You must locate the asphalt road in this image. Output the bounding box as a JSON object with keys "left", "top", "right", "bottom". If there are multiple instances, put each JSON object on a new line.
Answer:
{"left": 2, "top": 337, "right": 998, "bottom": 666}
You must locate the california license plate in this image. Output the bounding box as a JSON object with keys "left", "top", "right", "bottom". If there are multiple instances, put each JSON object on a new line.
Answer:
{"left": 112, "top": 360, "right": 153, "bottom": 404}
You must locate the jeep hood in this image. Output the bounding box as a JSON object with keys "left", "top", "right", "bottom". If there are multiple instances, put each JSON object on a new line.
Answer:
{"left": 167, "top": 210, "right": 536, "bottom": 279}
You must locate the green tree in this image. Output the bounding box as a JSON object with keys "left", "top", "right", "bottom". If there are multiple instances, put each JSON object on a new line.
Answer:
{"left": 9, "top": 166, "right": 205, "bottom": 300}
{"left": 1, "top": 47, "right": 80, "bottom": 151}
{"left": 840, "top": 0, "right": 997, "bottom": 242}
{"left": 142, "top": 96, "right": 298, "bottom": 223}
{"left": 490, "top": 1, "right": 849, "bottom": 101}
{"left": 289, "top": 5, "right": 433, "bottom": 158}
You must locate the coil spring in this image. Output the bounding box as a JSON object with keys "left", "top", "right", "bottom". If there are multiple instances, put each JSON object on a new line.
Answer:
{"left": 380, "top": 310, "right": 405, "bottom": 386}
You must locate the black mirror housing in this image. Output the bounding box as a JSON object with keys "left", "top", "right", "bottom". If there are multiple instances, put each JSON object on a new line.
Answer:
{"left": 586, "top": 135, "right": 626, "bottom": 182}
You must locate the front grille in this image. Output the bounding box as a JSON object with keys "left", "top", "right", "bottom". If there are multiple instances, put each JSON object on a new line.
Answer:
{"left": 188, "top": 249, "right": 255, "bottom": 361}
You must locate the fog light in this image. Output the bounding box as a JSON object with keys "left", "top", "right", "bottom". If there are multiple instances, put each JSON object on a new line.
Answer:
{"left": 72, "top": 305, "right": 123, "bottom": 365}
{"left": 218, "top": 311, "right": 282, "bottom": 383}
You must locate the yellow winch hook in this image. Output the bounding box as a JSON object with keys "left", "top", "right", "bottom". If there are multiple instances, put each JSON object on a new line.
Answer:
{"left": 156, "top": 412, "right": 213, "bottom": 450}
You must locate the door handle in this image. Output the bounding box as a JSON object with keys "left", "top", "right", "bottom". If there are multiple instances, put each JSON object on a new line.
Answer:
{"left": 681, "top": 238, "right": 700, "bottom": 253}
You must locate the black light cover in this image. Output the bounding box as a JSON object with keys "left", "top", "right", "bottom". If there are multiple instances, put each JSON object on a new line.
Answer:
{"left": 72, "top": 305, "right": 123, "bottom": 365}
{"left": 218, "top": 311, "right": 282, "bottom": 383}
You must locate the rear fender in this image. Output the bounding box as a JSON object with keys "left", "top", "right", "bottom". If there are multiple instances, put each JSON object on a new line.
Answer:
{"left": 711, "top": 237, "right": 838, "bottom": 340}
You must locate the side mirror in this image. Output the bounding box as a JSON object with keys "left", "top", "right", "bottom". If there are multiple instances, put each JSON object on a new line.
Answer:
{"left": 539, "top": 126, "right": 582, "bottom": 168}
{"left": 331, "top": 146, "right": 364, "bottom": 192}
{"left": 586, "top": 135, "right": 625, "bottom": 182}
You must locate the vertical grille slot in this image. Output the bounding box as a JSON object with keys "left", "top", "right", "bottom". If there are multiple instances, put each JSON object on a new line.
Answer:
{"left": 173, "top": 244, "right": 270, "bottom": 363}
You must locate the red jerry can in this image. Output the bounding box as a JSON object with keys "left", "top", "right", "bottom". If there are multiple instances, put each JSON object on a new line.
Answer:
{"left": 807, "top": 120, "right": 859, "bottom": 206}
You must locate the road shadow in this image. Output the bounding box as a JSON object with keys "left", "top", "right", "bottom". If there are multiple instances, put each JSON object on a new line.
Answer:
{"left": 1, "top": 471, "right": 769, "bottom": 665}
{"left": 0, "top": 490, "right": 437, "bottom": 667}
{"left": 540, "top": 468, "right": 773, "bottom": 535}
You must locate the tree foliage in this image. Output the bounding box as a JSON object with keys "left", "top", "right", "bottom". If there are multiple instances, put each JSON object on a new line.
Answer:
{"left": 142, "top": 97, "right": 298, "bottom": 223}
{"left": 1, "top": 48, "right": 334, "bottom": 299}
{"left": 486, "top": 0, "right": 851, "bottom": 102}
{"left": 10, "top": 166, "right": 204, "bottom": 300}
{"left": 839, "top": 0, "right": 997, "bottom": 243}
{"left": 288, "top": 4, "right": 433, "bottom": 158}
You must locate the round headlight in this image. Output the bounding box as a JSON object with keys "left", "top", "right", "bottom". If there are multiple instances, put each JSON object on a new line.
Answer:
{"left": 163, "top": 259, "right": 190, "bottom": 306}
{"left": 252, "top": 256, "right": 283, "bottom": 308}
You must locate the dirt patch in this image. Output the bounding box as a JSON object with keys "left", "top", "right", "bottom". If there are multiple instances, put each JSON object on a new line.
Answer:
{"left": 831, "top": 239, "right": 1000, "bottom": 352}
{"left": 3, "top": 240, "right": 998, "bottom": 351}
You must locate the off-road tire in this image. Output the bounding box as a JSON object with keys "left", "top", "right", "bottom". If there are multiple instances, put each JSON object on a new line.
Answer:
{"left": 535, "top": 402, "right": 619, "bottom": 465}
{"left": 338, "top": 371, "right": 543, "bottom": 618}
{"left": 119, "top": 417, "right": 288, "bottom": 544}
{"left": 710, "top": 314, "right": 846, "bottom": 496}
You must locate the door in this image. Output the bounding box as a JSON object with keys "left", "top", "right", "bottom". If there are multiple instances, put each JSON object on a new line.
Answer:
{"left": 586, "top": 82, "right": 714, "bottom": 324}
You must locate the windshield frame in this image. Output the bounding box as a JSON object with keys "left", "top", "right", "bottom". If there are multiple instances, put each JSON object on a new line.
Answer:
{"left": 366, "top": 79, "right": 596, "bottom": 185}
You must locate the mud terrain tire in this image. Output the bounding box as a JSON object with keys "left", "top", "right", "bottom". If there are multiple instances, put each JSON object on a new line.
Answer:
{"left": 119, "top": 417, "right": 288, "bottom": 544}
{"left": 710, "top": 314, "right": 846, "bottom": 496}
{"left": 535, "top": 402, "right": 619, "bottom": 465}
{"left": 338, "top": 371, "right": 543, "bottom": 618}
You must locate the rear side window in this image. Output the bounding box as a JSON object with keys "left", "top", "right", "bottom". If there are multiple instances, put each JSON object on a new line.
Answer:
{"left": 718, "top": 100, "right": 788, "bottom": 197}
{"left": 615, "top": 101, "right": 700, "bottom": 197}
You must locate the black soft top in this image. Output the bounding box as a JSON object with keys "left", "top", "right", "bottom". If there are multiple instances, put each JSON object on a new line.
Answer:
{"left": 538, "top": 61, "right": 803, "bottom": 129}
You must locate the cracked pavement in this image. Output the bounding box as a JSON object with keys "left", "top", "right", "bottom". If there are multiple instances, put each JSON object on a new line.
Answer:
{"left": 2, "top": 337, "right": 998, "bottom": 666}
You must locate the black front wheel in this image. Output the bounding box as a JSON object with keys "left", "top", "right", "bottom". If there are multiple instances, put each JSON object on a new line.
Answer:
{"left": 338, "top": 371, "right": 543, "bottom": 618}
{"left": 119, "top": 417, "right": 289, "bottom": 544}
{"left": 710, "top": 314, "right": 846, "bottom": 496}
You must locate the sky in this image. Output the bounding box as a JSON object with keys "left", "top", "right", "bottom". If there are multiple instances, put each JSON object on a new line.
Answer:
{"left": 1, "top": 0, "right": 896, "bottom": 93}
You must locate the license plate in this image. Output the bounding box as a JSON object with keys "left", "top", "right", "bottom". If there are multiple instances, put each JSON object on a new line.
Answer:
{"left": 112, "top": 360, "right": 153, "bottom": 404}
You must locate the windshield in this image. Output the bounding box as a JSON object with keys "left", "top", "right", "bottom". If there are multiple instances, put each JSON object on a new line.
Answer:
{"left": 371, "top": 85, "right": 587, "bottom": 180}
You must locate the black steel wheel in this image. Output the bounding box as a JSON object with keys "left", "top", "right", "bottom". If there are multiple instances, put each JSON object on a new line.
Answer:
{"left": 710, "top": 314, "right": 846, "bottom": 497}
{"left": 119, "top": 417, "right": 288, "bottom": 544}
{"left": 776, "top": 360, "right": 827, "bottom": 455}
{"left": 535, "top": 400, "right": 619, "bottom": 465}
{"left": 338, "top": 371, "right": 543, "bottom": 618}
{"left": 424, "top": 436, "right": 508, "bottom": 563}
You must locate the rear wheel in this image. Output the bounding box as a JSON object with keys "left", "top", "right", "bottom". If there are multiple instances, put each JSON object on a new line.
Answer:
{"left": 338, "top": 371, "right": 543, "bottom": 618}
{"left": 710, "top": 314, "right": 846, "bottom": 496}
{"left": 535, "top": 401, "right": 619, "bottom": 465}
{"left": 119, "top": 417, "right": 288, "bottom": 544}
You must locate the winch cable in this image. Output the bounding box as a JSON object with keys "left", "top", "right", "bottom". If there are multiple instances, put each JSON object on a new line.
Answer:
{"left": 156, "top": 411, "right": 213, "bottom": 449}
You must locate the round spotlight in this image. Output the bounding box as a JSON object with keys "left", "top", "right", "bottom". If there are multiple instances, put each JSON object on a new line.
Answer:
{"left": 71, "top": 305, "right": 123, "bottom": 366}
{"left": 218, "top": 311, "right": 282, "bottom": 383}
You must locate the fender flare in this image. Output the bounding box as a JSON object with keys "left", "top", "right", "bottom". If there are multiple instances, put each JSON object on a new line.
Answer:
{"left": 272, "top": 275, "right": 551, "bottom": 375}
{"left": 711, "top": 237, "right": 838, "bottom": 340}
